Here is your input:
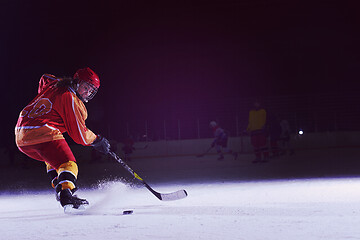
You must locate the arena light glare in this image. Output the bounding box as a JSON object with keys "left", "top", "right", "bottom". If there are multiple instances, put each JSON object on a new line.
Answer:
{"left": 298, "top": 129, "right": 304, "bottom": 135}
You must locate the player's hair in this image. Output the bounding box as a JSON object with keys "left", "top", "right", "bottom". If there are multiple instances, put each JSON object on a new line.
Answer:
{"left": 54, "top": 77, "right": 77, "bottom": 88}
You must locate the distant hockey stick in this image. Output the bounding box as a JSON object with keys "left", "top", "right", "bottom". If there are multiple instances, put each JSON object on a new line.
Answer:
{"left": 196, "top": 146, "right": 213, "bottom": 158}
{"left": 108, "top": 151, "right": 188, "bottom": 201}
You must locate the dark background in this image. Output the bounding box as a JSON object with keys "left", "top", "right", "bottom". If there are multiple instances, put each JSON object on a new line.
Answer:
{"left": 1, "top": 0, "right": 360, "bottom": 145}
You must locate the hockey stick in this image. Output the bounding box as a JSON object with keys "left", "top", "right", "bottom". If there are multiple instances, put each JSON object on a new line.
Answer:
{"left": 108, "top": 151, "right": 188, "bottom": 201}
{"left": 196, "top": 146, "right": 213, "bottom": 158}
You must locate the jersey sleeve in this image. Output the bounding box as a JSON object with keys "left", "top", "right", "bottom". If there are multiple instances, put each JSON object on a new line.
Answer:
{"left": 58, "top": 90, "right": 97, "bottom": 146}
{"left": 38, "top": 74, "right": 58, "bottom": 94}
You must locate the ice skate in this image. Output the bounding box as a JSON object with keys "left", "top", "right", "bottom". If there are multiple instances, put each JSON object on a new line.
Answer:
{"left": 59, "top": 189, "right": 89, "bottom": 211}
{"left": 55, "top": 186, "right": 79, "bottom": 202}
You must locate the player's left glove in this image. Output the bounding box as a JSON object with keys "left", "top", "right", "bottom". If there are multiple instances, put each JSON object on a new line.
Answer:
{"left": 92, "top": 135, "right": 111, "bottom": 154}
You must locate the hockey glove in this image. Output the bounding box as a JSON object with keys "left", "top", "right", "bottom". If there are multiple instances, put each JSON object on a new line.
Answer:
{"left": 92, "top": 135, "right": 111, "bottom": 154}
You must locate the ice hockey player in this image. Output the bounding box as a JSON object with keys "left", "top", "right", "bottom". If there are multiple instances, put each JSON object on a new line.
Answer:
{"left": 209, "top": 121, "right": 237, "bottom": 160}
{"left": 15, "top": 67, "right": 111, "bottom": 210}
{"left": 246, "top": 99, "right": 269, "bottom": 163}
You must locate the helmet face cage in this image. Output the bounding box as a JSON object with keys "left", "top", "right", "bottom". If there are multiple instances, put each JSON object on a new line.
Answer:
{"left": 77, "top": 80, "right": 98, "bottom": 102}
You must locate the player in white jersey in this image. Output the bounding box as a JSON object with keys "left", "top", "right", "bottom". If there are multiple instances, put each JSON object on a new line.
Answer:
{"left": 209, "top": 121, "right": 237, "bottom": 160}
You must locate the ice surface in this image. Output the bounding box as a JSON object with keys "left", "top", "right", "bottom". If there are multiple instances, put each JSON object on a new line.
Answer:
{"left": 1, "top": 148, "right": 360, "bottom": 239}
{"left": 1, "top": 178, "right": 360, "bottom": 240}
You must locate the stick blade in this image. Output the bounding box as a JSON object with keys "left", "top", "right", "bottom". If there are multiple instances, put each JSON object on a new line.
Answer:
{"left": 160, "top": 189, "right": 188, "bottom": 201}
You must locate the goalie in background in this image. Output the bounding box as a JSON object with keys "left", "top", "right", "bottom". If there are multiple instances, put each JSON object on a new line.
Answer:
{"left": 209, "top": 121, "right": 238, "bottom": 160}
{"left": 15, "top": 67, "right": 111, "bottom": 210}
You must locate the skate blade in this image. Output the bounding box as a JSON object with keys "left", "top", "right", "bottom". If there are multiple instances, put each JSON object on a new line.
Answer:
{"left": 63, "top": 204, "right": 87, "bottom": 215}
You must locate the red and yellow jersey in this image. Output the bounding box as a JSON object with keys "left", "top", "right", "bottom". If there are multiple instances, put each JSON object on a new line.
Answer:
{"left": 15, "top": 74, "right": 97, "bottom": 147}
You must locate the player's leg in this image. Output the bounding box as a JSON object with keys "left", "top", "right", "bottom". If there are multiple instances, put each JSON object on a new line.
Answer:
{"left": 220, "top": 137, "right": 238, "bottom": 160}
{"left": 258, "top": 133, "right": 269, "bottom": 162}
{"left": 18, "top": 145, "right": 58, "bottom": 186}
{"left": 45, "top": 162, "right": 59, "bottom": 190}
{"left": 251, "top": 134, "right": 262, "bottom": 162}
{"left": 56, "top": 161, "right": 88, "bottom": 208}
{"left": 270, "top": 138, "right": 280, "bottom": 157}
{"left": 215, "top": 144, "right": 224, "bottom": 160}
{"left": 32, "top": 140, "right": 88, "bottom": 208}
{"left": 18, "top": 144, "right": 60, "bottom": 191}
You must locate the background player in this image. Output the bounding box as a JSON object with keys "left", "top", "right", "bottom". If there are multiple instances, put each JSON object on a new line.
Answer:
{"left": 209, "top": 121, "right": 237, "bottom": 160}
{"left": 246, "top": 99, "right": 269, "bottom": 163}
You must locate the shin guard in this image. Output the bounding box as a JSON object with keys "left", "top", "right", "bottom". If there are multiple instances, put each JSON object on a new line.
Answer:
{"left": 46, "top": 163, "right": 58, "bottom": 189}
{"left": 57, "top": 161, "right": 78, "bottom": 191}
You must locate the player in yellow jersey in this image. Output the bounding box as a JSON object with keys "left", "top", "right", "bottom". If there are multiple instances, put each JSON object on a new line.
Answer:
{"left": 246, "top": 99, "right": 269, "bottom": 163}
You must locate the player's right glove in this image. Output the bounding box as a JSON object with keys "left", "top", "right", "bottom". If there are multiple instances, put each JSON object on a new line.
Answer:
{"left": 92, "top": 135, "right": 111, "bottom": 154}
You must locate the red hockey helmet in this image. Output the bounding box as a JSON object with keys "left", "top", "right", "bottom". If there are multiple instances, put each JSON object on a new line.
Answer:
{"left": 73, "top": 67, "right": 100, "bottom": 102}
{"left": 73, "top": 67, "right": 100, "bottom": 88}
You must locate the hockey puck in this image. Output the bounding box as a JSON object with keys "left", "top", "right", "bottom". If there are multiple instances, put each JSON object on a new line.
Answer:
{"left": 123, "top": 210, "right": 133, "bottom": 215}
